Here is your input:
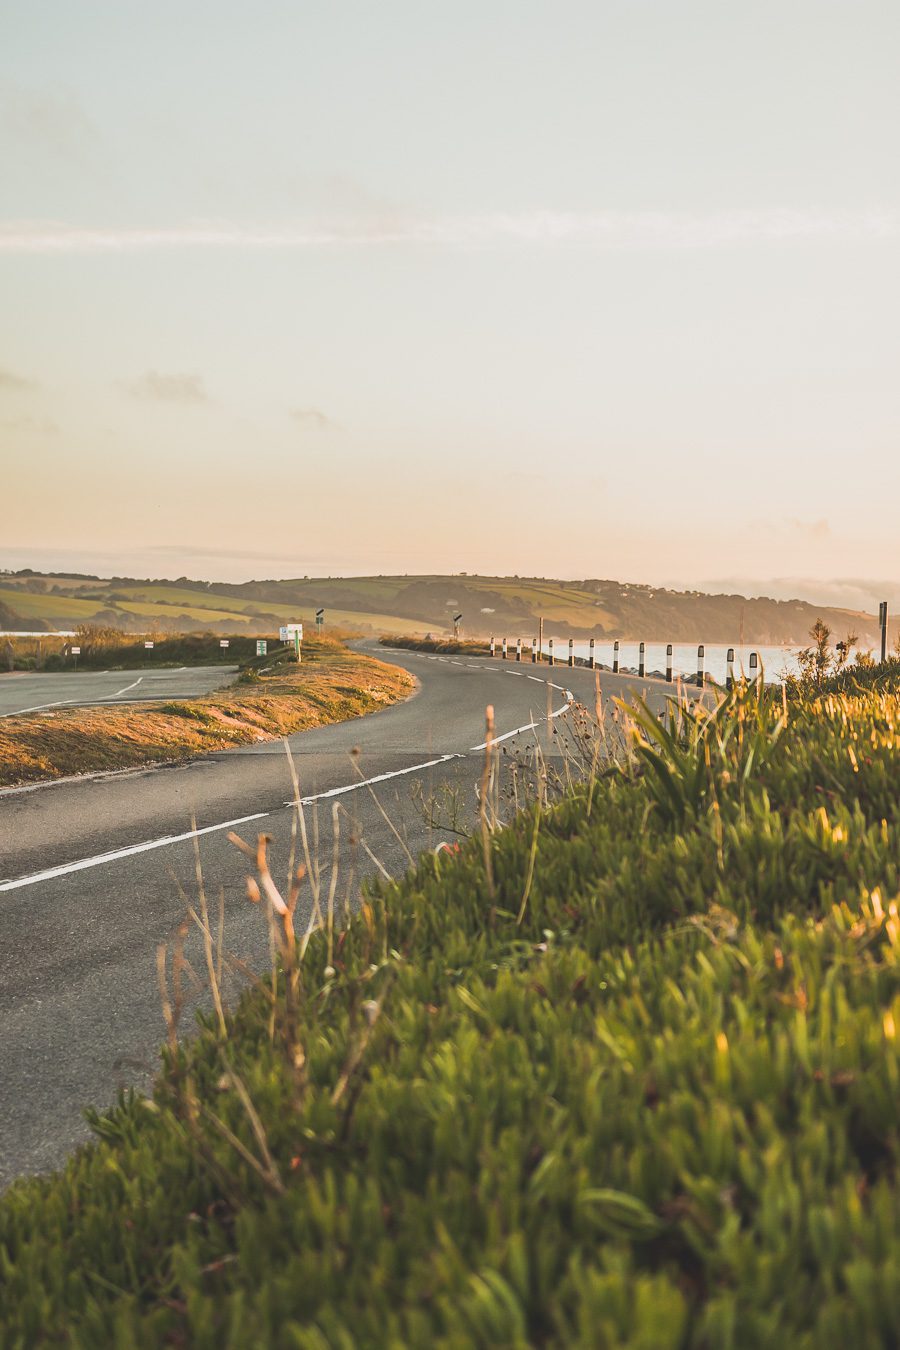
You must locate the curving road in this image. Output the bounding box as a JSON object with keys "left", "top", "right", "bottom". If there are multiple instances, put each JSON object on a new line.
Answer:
{"left": 0, "top": 643, "right": 677, "bottom": 1187}
{"left": 0, "top": 665, "right": 240, "bottom": 718}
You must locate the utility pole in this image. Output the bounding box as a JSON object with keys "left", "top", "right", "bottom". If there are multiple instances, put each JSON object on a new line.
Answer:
{"left": 879, "top": 601, "right": 888, "bottom": 662}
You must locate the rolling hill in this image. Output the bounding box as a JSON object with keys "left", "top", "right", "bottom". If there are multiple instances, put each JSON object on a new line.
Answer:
{"left": 0, "top": 570, "right": 886, "bottom": 647}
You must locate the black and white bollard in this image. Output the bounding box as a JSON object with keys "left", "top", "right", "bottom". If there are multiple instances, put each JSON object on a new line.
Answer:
{"left": 666, "top": 643, "right": 673, "bottom": 683}
{"left": 638, "top": 642, "right": 645, "bottom": 678}
{"left": 568, "top": 638, "right": 574, "bottom": 667}
{"left": 589, "top": 637, "right": 595, "bottom": 669}
{"left": 613, "top": 640, "right": 620, "bottom": 674}
{"left": 531, "top": 637, "right": 537, "bottom": 663}
{"left": 697, "top": 644, "right": 705, "bottom": 685}
{"left": 726, "top": 647, "right": 735, "bottom": 689}
{"left": 749, "top": 651, "right": 759, "bottom": 682}
{"left": 502, "top": 638, "right": 507, "bottom": 660}
{"left": 490, "top": 635, "right": 495, "bottom": 658}
{"left": 549, "top": 638, "right": 555, "bottom": 666}
{"left": 516, "top": 638, "right": 522, "bottom": 662}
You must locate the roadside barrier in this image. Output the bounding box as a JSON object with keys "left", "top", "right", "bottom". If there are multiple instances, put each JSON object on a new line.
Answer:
{"left": 487, "top": 637, "right": 764, "bottom": 687}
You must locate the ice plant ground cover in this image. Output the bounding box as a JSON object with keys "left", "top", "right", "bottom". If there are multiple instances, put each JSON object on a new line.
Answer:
{"left": 1, "top": 667, "right": 899, "bottom": 1347}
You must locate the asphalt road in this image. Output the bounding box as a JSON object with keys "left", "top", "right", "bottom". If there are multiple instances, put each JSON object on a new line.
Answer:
{"left": 0, "top": 644, "right": 677, "bottom": 1187}
{"left": 0, "top": 665, "right": 240, "bottom": 718}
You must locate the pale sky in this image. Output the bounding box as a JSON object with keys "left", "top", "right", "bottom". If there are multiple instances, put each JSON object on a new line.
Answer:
{"left": 2, "top": 1, "right": 899, "bottom": 607}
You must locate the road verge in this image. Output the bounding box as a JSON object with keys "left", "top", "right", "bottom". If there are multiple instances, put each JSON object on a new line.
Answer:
{"left": 0, "top": 637, "right": 414, "bottom": 788}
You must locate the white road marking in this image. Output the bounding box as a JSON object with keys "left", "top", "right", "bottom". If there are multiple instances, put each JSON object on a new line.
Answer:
{"left": 1, "top": 676, "right": 143, "bottom": 718}
{"left": 469, "top": 692, "right": 572, "bottom": 751}
{"left": 0, "top": 812, "right": 270, "bottom": 893}
{"left": 1, "top": 696, "right": 79, "bottom": 717}
{"left": 288, "top": 753, "right": 463, "bottom": 806}
{"left": 289, "top": 696, "right": 574, "bottom": 807}
{"left": 104, "top": 677, "right": 143, "bottom": 699}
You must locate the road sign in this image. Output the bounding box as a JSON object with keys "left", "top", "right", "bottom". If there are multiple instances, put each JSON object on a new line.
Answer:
{"left": 144, "top": 640, "right": 154, "bottom": 650}
{"left": 315, "top": 608, "right": 324, "bottom": 631}
{"left": 71, "top": 646, "right": 81, "bottom": 655}
{"left": 256, "top": 639, "right": 267, "bottom": 656}
{"left": 219, "top": 639, "right": 229, "bottom": 648}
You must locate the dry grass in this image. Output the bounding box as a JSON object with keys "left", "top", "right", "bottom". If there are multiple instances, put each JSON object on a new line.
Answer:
{"left": 0, "top": 636, "right": 414, "bottom": 788}
{"left": 380, "top": 634, "right": 490, "bottom": 655}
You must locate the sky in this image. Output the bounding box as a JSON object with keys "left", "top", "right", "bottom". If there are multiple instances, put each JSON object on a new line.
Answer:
{"left": 2, "top": 1, "right": 899, "bottom": 608}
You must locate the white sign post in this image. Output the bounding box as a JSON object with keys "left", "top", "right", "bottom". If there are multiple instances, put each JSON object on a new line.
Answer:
{"left": 219, "top": 639, "right": 230, "bottom": 650}
{"left": 71, "top": 644, "right": 81, "bottom": 671}
{"left": 279, "top": 623, "right": 303, "bottom": 662}
{"left": 144, "top": 640, "right": 154, "bottom": 650}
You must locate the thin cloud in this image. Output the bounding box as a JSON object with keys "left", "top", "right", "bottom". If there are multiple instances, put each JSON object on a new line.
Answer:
{"left": 0, "top": 414, "right": 57, "bottom": 435}
{"left": 120, "top": 371, "right": 209, "bottom": 404}
{"left": 0, "top": 86, "right": 96, "bottom": 159}
{"left": 1, "top": 209, "right": 896, "bottom": 254}
{"left": 0, "top": 367, "right": 35, "bottom": 390}
{"left": 290, "top": 406, "right": 335, "bottom": 431}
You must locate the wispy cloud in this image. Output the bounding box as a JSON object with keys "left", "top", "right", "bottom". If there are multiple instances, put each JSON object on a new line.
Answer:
{"left": 119, "top": 371, "right": 209, "bottom": 404}
{"left": 0, "top": 414, "right": 57, "bottom": 435}
{"left": 1, "top": 209, "right": 896, "bottom": 255}
{"left": 290, "top": 406, "right": 335, "bottom": 431}
{"left": 0, "top": 86, "right": 96, "bottom": 160}
{"left": 0, "top": 367, "right": 35, "bottom": 390}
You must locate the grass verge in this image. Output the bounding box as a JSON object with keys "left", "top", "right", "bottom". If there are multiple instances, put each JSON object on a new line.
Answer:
{"left": 1, "top": 672, "right": 899, "bottom": 1346}
{"left": 0, "top": 637, "right": 414, "bottom": 788}
{"left": 381, "top": 634, "right": 491, "bottom": 655}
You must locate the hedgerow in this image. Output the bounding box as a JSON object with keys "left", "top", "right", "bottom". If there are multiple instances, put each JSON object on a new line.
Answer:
{"left": 2, "top": 675, "right": 899, "bottom": 1347}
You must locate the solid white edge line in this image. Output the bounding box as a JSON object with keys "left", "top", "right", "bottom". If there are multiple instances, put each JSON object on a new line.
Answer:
{"left": 1, "top": 673, "right": 142, "bottom": 718}
{"left": 100, "top": 677, "right": 143, "bottom": 700}
{"left": 0, "top": 811, "right": 270, "bottom": 893}
{"left": 470, "top": 691, "right": 572, "bottom": 751}
{"left": 289, "top": 752, "right": 464, "bottom": 806}
{"left": 1, "top": 696, "right": 80, "bottom": 718}
{"left": 291, "top": 691, "right": 573, "bottom": 806}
